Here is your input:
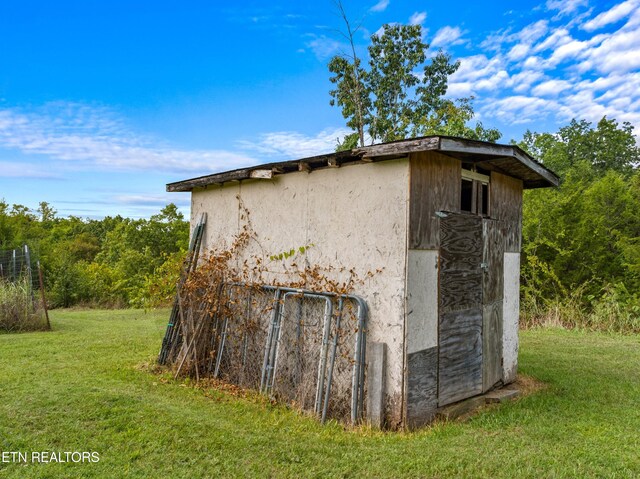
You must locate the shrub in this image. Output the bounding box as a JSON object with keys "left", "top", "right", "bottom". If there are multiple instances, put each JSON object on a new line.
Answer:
{"left": 0, "top": 276, "right": 48, "bottom": 332}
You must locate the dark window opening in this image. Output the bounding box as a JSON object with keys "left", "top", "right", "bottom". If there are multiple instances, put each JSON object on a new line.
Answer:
{"left": 481, "top": 183, "right": 489, "bottom": 215}
{"left": 461, "top": 179, "right": 473, "bottom": 212}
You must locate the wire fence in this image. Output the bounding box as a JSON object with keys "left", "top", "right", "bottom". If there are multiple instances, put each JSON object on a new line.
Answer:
{"left": 0, "top": 245, "right": 38, "bottom": 289}
{"left": 0, "top": 245, "right": 50, "bottom": 332}
{"left": 161, "top": 283, "right": 367, "bottom": 424}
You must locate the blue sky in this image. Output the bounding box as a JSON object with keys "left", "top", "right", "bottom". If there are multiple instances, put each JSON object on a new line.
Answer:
{"left": 1, "top": 0, "right": 638, "bottom": 218}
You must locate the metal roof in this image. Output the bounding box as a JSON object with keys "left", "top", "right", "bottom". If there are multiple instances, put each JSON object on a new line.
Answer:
{"left": 167, "top": 135, "right": 559, "bottom": 192}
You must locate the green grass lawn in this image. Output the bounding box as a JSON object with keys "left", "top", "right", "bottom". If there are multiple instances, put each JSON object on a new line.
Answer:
{"left": 0, "top": 309, "right": 638, "bottom": 478}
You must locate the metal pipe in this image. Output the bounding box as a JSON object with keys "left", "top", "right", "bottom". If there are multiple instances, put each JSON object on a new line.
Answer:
{"left": 322, "top": 297, "right": 344, "bottom": 423}
{"left": 267, "top": 292, "right": 291, "bottom": 393}
{"left": 213, "top": 316, "right": 228, "bottom": 378}
{"left": 294, "top": 296, "right": 303, "bottom": 387}
{"left": 350, "top": 296, "right": 368, "bottom": 423}
{"left": 260, "top": 288, "right": 281, "bottom": 392}
{"left": 314, "top": 296, "right": 334, "bottom": 415}
{"left": 241, "top": 289, "right": 252, "bottom": 367}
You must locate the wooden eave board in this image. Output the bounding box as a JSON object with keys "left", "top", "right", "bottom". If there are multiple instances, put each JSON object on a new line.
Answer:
{"left": 166, "top": 135, "right": 559, "bottom": 192}
{"left": 166, "top": 151, "right": 356, "bottom": 192}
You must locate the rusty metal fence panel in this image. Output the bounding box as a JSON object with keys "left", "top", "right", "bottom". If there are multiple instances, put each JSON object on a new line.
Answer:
{"left": 163, "top": 283, "right": 367, "bottom": 424}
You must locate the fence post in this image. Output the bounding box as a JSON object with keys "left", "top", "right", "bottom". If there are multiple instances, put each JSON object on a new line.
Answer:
{"left": 24, "top": 245, "right": 34, "bottom": 303}
{"left": 37, "top": 261, "right": 51, "bottom": 330}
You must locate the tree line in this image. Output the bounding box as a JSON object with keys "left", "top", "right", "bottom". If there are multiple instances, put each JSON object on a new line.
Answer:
{"left": 518, "top": 117, "right": 640, "bottom": 331}
{"left": 1, "top": 116, "right": 638, "bottom": 330}
{"left": 0, "top": 203, "right": 188, "bottom": 308}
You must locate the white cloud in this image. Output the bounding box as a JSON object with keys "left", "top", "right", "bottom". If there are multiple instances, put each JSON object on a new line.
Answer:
{"left": 480, "top": 95, "right": 566, "bottom": 124}
{"left": 305, "top": 35, "right": 343, "bottom": 60}
{"left": 546, "top": 38, "right": 589, "bottom": 65}
{"left": 0, "top": 103, "right": 256, "bottom": 174}
{"left": 113, "top": 194, "right": 189, "bottom": 208}
{"left": 582, "top": 0, "right": 639, "bottom": 31}
{"left": 239, "top": 128, "right": 351, "bottom": 159}
{"left": 409, "top": 11, "right": 427, "bottom": 26}
{"left": 447, "top": 82, "right": 474, "bottom": 97}
{"left": 451, "top": 55, "right": 505, "bottom": 83}
{"left": 522, "top": 55, "right": 544, "bottom": 69}
{"left": 0, "top": 160, "right": 63, "bottom": 179}
{"left": 533, "top": 28, "right": 572, "bottom": 52}
{"left": 507, "top": 43, "right": 530, "bottom": 61}
{"left": 509, "top": 70, "right": 547, "bottom": 93}
{"left": 531, "top": 79, "right": 573, "bottom": 96}
{"left": 431, "top": 26, "right": 466, "bottom": 47}
{"left": 578, "top": 21, "right": 640, "bottom": 74}
{"left": 516, "top": 20, "right": 550, "bottom": 44}
{"left": 476, "top": 71, "right": 510, "bottom": 91}
{"left": 370, "top": 0, "right": 390, "bottom": 13}
{"left": 545, "top": 0, "right": 588, "bottom": 18}
{"left": 480, "top": 30, "right": 512, "bottom": 52}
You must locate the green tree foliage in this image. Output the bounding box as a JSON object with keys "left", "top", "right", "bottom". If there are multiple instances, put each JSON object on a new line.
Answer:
{"left": 329, "top": 19, "right": 500, "bottom": 148}
{"left": 520, "top": 116, "right": 640, "bottom": 329}
{"left": 0, "top": 203, "right": 189, "bottom": 308}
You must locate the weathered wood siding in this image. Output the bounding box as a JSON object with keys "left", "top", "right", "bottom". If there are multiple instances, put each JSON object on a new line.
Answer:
{"left": 490, "top": 172, "right": 523, "bottom": 253}
{"left": 482, "top": 219, "right": 504, "bottom": 392}
{"left": 438, "top": 213, "right": 483, "bottom": 406}
{"left": 409, "top": 152, "right": 461, "bottom": 249}
{"left": 406, "top": 347, "right": 438, "bottom": 428}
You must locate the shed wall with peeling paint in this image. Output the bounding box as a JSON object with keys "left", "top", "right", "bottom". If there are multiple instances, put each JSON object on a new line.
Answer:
{"left": 191, "top": 159, "right": 410, "bottom": 425}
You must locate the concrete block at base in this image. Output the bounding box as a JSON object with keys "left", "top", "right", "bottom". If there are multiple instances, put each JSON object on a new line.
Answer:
{"left": 436, "top": 396, "right": 485, "bottom": 421}
{"left": 484, "top": 389, "right": 519, "bottom": 403}
{"left": 366, "top": 342, "right": 387, "bottom": 429}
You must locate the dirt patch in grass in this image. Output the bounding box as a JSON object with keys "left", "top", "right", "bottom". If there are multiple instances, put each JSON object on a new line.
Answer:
{"left": 513, "top": 372, "right": 547, "bottom": 396}
{"left": 435, "top": 374, "right": 549, "bottom": 425}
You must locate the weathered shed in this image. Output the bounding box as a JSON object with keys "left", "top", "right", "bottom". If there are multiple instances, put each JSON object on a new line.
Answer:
{"left": 167, "top": 136, "right": 558, "bottom": 428}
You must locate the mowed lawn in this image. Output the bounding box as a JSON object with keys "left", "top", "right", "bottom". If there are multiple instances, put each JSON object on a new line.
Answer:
{"left": 0, "top": 310, "right": 639, "bottom": 478}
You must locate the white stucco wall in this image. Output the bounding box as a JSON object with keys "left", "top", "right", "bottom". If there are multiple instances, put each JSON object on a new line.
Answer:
{"left": 503, "top": 252, "right": 520, "bottom": 383}
{"left": 191, "top": 160, "right": 410, "bottom": 414}
{"left": 406, "top": 250, "right": 439, "bottom": 354}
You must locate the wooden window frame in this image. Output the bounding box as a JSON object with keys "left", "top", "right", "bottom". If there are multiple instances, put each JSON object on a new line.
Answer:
{"left": 461, "top": 168, "right": 490, "bottom": 216}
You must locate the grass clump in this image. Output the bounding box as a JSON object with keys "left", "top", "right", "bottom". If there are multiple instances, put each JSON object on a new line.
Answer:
{"left": 522, "top": 283, "right": 640, "bottom": 334}
{"left": 0, "top": 276, "right": 48, "bottom": 333}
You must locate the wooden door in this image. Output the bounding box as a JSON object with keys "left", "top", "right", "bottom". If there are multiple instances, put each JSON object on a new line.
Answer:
{"left": 438, "top": 212, "right": 484, "bottom": 406}
{"left": 482, "top": 219, "right": 504, "bottom": 392}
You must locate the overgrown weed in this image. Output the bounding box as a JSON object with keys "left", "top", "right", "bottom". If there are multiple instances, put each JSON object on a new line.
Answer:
{"left": 0, "top": 276, "right": 48, "bottom": 332}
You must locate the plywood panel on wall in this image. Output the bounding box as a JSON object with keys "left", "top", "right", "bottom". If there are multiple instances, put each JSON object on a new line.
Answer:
{"left": 438, "top": 213, "right": 483, "bottom": 406}
{"left": 409, "top": 152, "right": 461, "bottom": 249}
{"left": 438, "top": 308, "right": 483, "bottom": 405}
{"left": 482, "top": 219, "right": 504, "bottom": 305}
{"left": 406, "top": 346, "right": 438, "bottom": 428}
{"left": 490, "top": 172, "right": 523, "bottom": 253}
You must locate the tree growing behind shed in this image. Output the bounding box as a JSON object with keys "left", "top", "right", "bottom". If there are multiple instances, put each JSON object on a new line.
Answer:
{"left": 328, "top": 2, "right": 500, "bottom": 149}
